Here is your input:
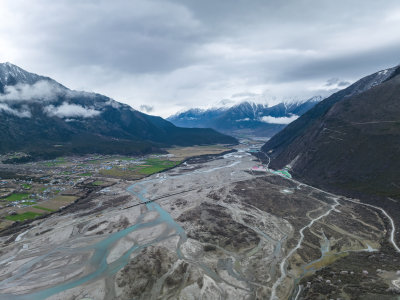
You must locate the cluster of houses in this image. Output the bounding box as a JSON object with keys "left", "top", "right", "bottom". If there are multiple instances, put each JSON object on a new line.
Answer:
{"left": 37, "top": 154, "right": 159, "bottom": 176}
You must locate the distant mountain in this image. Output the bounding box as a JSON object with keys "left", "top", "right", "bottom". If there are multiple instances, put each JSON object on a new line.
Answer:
{"left": 0, "top": 63, "right": 237, "bottom": 159}
{"left": 262, "top": 65, "right": 400, "bottom": 202}
{"left": 167, "top": 96, "right": 322, "bottom": 138}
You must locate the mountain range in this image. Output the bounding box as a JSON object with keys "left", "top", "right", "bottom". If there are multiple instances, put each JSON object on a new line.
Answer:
{"left": 0, "top": 63, "right": 237, "bottom": 159}
{"left": 262, "top": 65, "right": 400, "bottom": 204}
{"left": 167, "top": 96, "right": 322, "bottom": 138}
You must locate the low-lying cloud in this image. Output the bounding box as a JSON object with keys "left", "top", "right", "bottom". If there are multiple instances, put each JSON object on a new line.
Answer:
{"left": 139, "top": 104, "right": 154, "bottom": 113}
{"left": 325, "top": 78, "right": 351, "bottom": 87}
{"left": 261, "top": 114, "right": 299, "bottom": 124}
{"left": 236, "top": 118, "right": 250, "bottom": 122}
{"left": 0, "top": 103, "right": 31, "bottom": 118}
{"left": 44, "top": 102, "right": 101, "bottom": 118}
{"left": 0, "top": 80, "right": 65, "bottom": 102}
{"left": 231, "top": 92, "right": 258, "bottom": 99}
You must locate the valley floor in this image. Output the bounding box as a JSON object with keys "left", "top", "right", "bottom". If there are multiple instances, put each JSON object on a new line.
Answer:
{"left": 0, "top": 143, "right": 399, "bottom": 299}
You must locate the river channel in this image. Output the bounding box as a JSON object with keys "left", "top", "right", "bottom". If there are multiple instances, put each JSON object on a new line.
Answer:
{"left": 0, "top": 150, "right": 252, "bottom": 299}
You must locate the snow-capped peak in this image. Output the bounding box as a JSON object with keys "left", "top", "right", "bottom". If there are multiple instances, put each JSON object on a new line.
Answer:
{"left": 282, "top": 95, "right": 323, "bottom": 106}
{"left": 0, "top": 62, "right": 45, "bottom": 86}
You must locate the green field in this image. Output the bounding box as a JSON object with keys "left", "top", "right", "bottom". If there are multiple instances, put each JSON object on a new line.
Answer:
{"left": 22, "top": 184, "right": 32, "bottom": 189}
{"left": 99, "top": 168, "right": 139, "bottom": 179}
{"left": 79, "top": 173, "right": 92, "bottom": 177}
{"left": 44, "top": 157, "right": 66, "bottom": 167}
{"left": 99, "top": 158, "right": 181, "bottom": 178}
{"left": 137, "top": 159, "right": 180, "bottom": 175}
{"left": 92, "top": 181, "right": 105, "bottom": 186}
{"left": 4, "top": 193, "right": 30, "bottom": 202}
{"left": 6, "top": 212, "right": 42, "bottom": 222}
{"left": 90, "top": 156, "right": 137, "bottom": 164}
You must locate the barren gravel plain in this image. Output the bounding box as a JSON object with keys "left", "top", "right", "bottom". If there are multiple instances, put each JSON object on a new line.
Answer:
{"left": 0, "top": 144, "right": 399, "bottom": 300}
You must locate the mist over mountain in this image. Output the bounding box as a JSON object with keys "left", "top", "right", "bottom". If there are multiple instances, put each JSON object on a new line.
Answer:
{"left": 168, "top": 96, "right": 322, "bottom": 138}
{"left": 0, "top": 63, "right": 237, "bottom": 159}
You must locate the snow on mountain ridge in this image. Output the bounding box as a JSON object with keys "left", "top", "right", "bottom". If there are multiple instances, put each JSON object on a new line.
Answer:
{"left": 172, "top": 95, "right": 323, "bottom": 118}
{"left": 0, "top": 63, "right": 140, "bottom": 119}
{"left": 0, "top": 62, "right": 47, "bottom": 86}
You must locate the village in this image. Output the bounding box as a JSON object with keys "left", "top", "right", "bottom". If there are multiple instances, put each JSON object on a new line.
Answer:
{"left": 0, "top": 153, "right": 177, "bottom": 229}
{"left": 0, "top": 145, "right": 230, "bottom": 230}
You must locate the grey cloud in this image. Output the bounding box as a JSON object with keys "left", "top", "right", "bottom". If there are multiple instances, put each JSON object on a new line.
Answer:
{"left": 0, "top": 80, "right": 103, "bottom": 105}
{"left": 0, "top": 103, "right": 31, "bottom": 118}
{"left": 105, "top": 99, "right": 123, "bottom": 109}
{"left": 215, "top": 99, "right": 235, "bottom": 106}
{"left": 139, "top": 104, "right": 154, "bottom": 113}
{"left": 338, "top": 81, "right": 351, "bottom": 87}
{"left": 22, "top": 0, "right": 205, "bottom": 74}
{"left": 2, "top": 0, "right": 400, "bottom": 116}
{"left": 278, "top": 43, "right": 400, "bottom": 83}
{"left": 325, "top": 78, "right": 340, "bottom": 86}
{"left": 231, "top": 92, "right": 258, "bottom": 98}
{"left": 0, "top": 81, "right": 65, "bottom": 102}
{"left": 324, "top": 78, "right": 350, "bottom": 89}
{"left": 261, "top": 114, "right": 299, "bottom": 124}
{"left": 44, "top": 102, "right": 101, "bottom": 118}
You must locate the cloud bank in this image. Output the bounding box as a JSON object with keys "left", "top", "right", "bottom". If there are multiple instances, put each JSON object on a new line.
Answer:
{"left": 139, "top": 104, "right": 154, "bottom": 113}
{"left": 1, "top": 0, "right": 400, "bottom": 116}
{"left": 0, "top": 103, "right": 31, "bottom": 118}
{"left": 44, "top": 102, "right": 101, "bottom": 118}
{"left": 261, "top": 114, "right": 299, "bottom": 124}
{"left": 0, "top": 81, "right": 64, "bottom": 102}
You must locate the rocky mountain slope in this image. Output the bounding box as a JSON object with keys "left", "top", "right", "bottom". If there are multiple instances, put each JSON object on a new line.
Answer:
{"left": 262, "top": 65, "right": 400, "bottom": 202}
{"left": 167, "top": 97, "right": 322, "bottom": 137}
{"left": 0, "top": 63, "right": 236, "bottom": 159}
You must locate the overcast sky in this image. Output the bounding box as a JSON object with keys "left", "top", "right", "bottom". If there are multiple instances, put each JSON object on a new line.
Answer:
{"left": 1, "top": 0, "right": 400, "bottom": 117}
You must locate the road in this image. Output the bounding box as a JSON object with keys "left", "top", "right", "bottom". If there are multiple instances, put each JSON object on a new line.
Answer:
{"left": 262, "top": 151, "right": 400, "bottom": 253}
{"left": 269, "top": 196, "right": 340, "bottom": 300}
{"left": 341, "top": 198, "right": 400, "bottom": 253}
{"left": 262, "top": 150, "right": 400, "bottom": 300}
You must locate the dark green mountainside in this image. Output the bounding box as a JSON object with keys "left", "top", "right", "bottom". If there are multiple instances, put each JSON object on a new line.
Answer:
{"left": 262, "top": 65, "right": 400, "bottom": 214}
{"left": 0, "top": 63, "right": 237, "bottom": 159}
{"left": 262, "top": 66, "right": 397, "bottom": 158}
